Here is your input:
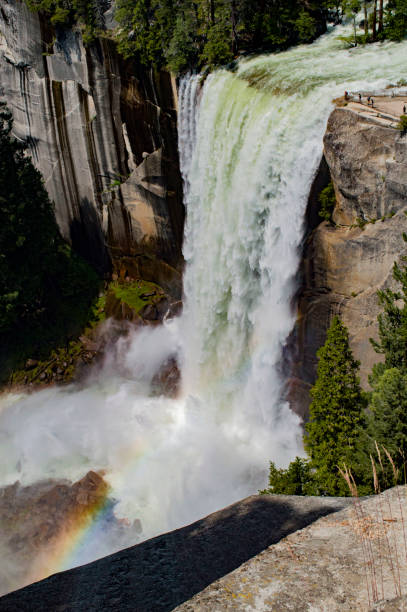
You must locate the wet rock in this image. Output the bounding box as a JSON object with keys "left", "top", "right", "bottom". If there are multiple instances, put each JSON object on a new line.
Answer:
{"left": 140, "top": 291, "right": 156, "bottom": 300}
{"left": 112, "top": 255, "right": 183, "bottom": 302}
{"left": 167, "top": 300, "right": 183, "bottom": 318}
{"left": 104, "top": 292, "right": 143, "bottom": 323}
{"left": 0, "top": 472, "right": 113, "bottom": 596}
{"left": 140, "top": 303, "right": 158, "bottom": 321}
{"left": 151, "top": 356, "right": 181, "bottom": 398}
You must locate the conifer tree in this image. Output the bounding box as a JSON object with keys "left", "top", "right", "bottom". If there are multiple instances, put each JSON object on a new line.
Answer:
{"left": 384, "top": 0, "right": 407, "bottom": 41}
{"left": 261, "top": 457, "right": 316, "bottom": 496}
{"left": 368, "top": 368, "right": 407, "bottom": 458}
{"left": 305, "top": 316, "right": 365, "bottom": 495}
{"left": 370, "top": 256, "right": 407, "bottom": 381}
{"left": 366, "top": 255, "right": 407, "bottom": 482}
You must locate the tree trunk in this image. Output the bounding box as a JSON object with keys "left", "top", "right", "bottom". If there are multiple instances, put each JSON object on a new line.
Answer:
{"left": 372, "top": 0, "right": 377, "bottom": 40}
{"left": 364, "top": 2, "right": 368, "bottom": 36}
{"left": 210, "top": 0, "right": 215, "bottom": 25}
{"left": 378, "top": 0, "right": 384, "bottom": 33}
{"left": 231, "top": 0, "right": 238, "bottom": 55}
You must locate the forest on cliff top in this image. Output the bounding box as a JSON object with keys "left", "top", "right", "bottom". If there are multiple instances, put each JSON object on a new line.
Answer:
{"left": 24, "top": 0, "right": 407, "bottom": 71}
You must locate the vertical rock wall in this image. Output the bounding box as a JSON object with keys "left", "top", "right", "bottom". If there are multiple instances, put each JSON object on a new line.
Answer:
{"left": 0, "top": 0, "right": 184, "bottom": 273}
{"left": 290, "top": 107, "right": 407, "bottom": 419}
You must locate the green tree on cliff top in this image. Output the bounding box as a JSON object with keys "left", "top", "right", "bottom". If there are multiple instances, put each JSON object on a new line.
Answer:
{"left": 305, "top": 315, "right": 365, "bottom": 495}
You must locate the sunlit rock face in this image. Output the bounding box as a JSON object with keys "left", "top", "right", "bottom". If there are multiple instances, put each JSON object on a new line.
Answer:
{"left": 294, "top": 109, "right": 407, "bottom": 415}
{"left": 0, "top": 0, "right": 184, "bottom": 272}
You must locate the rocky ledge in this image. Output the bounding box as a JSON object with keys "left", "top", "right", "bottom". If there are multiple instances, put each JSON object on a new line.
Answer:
{"left": 0, "top": 493, "right": 351, "bottom": 611}
{"left": 177, "top": 486, "right": 407, "bottom": 611}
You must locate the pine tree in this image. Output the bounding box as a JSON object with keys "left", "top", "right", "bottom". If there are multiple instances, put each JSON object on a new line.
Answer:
{"left": 365, "top": 255, "right": 407, "bottom": 483}
{"left": 305, "top": 316, "right": 365, "bottom": 495}
{"left": 368, "top": 368, "right": 407, "bottom": 458}
{"left": 384, "top": 0, "right": 407, "bottom": 41}
{"left": 370, "top": 257, "right": 407, "bottom": 380}
{"left": 200, "top": 0, "right": 234, "bottom": 68}
{"left": 261, "top": 457, "right": 316, "bottom": 496}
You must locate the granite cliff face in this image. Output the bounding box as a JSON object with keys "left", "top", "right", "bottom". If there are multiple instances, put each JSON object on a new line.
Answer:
{"left": 0, "top": 0, "right": 184, "bottom": 273}
{"left": 1, "top": 5, "right": 406, "bottom": 420}
{"left": 291, "top": 107, "right": 407, "bottom": 417}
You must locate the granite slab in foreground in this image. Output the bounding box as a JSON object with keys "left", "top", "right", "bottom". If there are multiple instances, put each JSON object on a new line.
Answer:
{"left": 0, "top": 493, "right": 351, "bottom": 611}
{"left": 176, "top": 486, "right": 407, "bottom": 612}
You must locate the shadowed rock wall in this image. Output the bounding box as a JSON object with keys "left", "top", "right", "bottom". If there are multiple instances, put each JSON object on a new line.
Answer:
{"left": 0, "top": 0, "right": 184, "bottom": 273}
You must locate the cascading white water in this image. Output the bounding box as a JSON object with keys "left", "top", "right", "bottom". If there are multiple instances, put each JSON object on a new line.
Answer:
{"left": 177, "top": 75, "right": 200, "bottom": 196}
{"left": 1, "top": 20, "right": 407, "bottom": 590}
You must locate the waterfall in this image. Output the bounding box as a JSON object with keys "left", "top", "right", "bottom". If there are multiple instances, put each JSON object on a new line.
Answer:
{"left": 1, "top": 21, "right": 407, "bottom": 591}
{"left": 177, "top": 74, "right": 200, "bottom": 196}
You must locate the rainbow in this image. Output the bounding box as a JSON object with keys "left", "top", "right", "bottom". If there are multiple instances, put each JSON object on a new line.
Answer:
{"left": 24, "top": 470, "right": 111, "bottom": 586}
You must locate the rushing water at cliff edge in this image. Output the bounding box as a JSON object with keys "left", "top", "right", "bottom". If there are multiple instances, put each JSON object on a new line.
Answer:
{"left": 1, "top": 21, "right": 407, "bottom": 592}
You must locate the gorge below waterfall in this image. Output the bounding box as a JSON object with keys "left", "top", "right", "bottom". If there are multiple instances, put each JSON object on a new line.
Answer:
{"left": 1, "top": 21, "right": 407, "bottom": 595}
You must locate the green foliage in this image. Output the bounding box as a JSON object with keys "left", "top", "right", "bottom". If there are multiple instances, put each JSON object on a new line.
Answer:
{"left": 50, "top": 5, "right": 71, "bottom": 25}
{"left": 398, "top": 114, "right": 407, "bottom": 135}
{"left": 318, "top": 181, "right": 336, "bottom": 222}
{"left": 24, "top": 0, "right": 99, "bottom": 45}
{"left": 370, "top": 258, "right": 407, "bottom": 373}
{"left": 115, "top": 0, "right": 166, "bottom": 65}
{"left": 165, "top": 6, "right": 200, "bottom": 73}
{"left": 200, "top": 1, "right": 234, "bottom": 69}
{"left": 24, "top": 0, "right": 405, "bottom": 69}
{"left": 111, "top": 280, "right": 163, "bottom": 314}
{"left": 384, "top": 0, "right": 407, "bottom": 41}
{"left": 9, "top": 294, "right": 106, "bottom": 387}
{"left": 368, "top": 368, "right": 407, "bottom": 457}
{"left": 356, "top": 216, "right": 367, "bottom": 229}
{"left": 344, "top": 0, "right": 361, "bottom": 45}
{"left": 263, "top": 246, "right": 407, "bottom": 499}
{"left": 115, "top": 0, "right": 333, "bottom": 72}
{"left": 260, "top": 457, "right": 316, "bottom": 495}
{"left": 0, "top": 103, "right": 100, "bottom": 379}
{"left": 363, "top": 255, "right": 407, "bottom": 479}
{"left": 295, "top": 10, "right": 317, "bottom": 43}
{"left": 304, "top": 316, "right": 366, "bottom": 495}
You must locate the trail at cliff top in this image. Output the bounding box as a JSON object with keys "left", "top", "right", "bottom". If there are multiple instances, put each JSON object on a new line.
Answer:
{"left": 1, "top": 22, "right": 407, "bottom": 594}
